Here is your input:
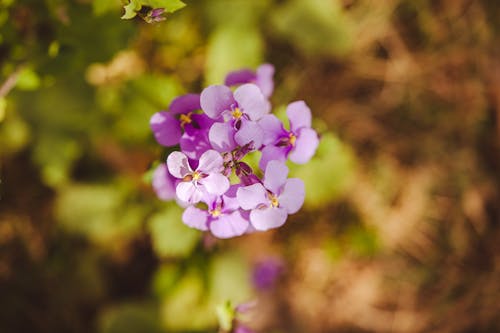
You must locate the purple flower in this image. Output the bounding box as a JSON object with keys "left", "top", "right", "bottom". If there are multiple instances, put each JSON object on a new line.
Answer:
{"left": 182, "top": 185, "right": 249, "bottom": 238}
{"left": 234, "top": 325, "right": 255, "bottom": 333}
{"left": 252, "top": 258, "right": 284, "bottom": 290}
{"left": 225, "top": 63, "right": 275, "bottom": 98}
{"left": 236, "top": 161, "right": 304, "bottom": 231}
{"left": 258, "top": 101, "right": 319, "bottom": 170}
{"left": 200, "top": 84, "right": 270, "bottom": 152}
{"left": 151, "top": 163, "right": 177, "bottom": 201}
{"left": 167, "top": 150, "right": 229, "bottom": 204}
{"left": 150, "top": 94, "right": 213, "bottom": 147}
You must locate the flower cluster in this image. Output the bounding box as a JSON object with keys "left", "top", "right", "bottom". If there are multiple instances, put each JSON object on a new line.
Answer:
{"left": 150, "top": 64, "right": 319, "bottom": 238}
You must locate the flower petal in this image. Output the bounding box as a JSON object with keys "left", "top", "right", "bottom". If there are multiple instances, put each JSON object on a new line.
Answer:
{"left": 209, "top": 211, "right": 249, "bottom": 239}
{"left": 258, "top": 115, "right": 285, "bottom": 146}
{"left": 200, "top": 173, "right": 229, "bottom": 196}
{"left": 233, "top": 83, "right": 270, "bottom": 121}
{"left": 176, "top": 181, "right": 203, "bottom": 204}
{"left": 182, "top": 206, "right": 209, "bottom": 231}
{"left": 258, "top": 145, "right": 288, "bottom": 170}
{"left": 169, "top": 93, "right": 200, "bottom": 114}
{"left": 179, "top": 131, "right": 212, "bottom": 160}
{"left": 152, "top": 163, "right": 177, "bottom": 201}
{"left": 198, "top": 149, "right": 224, "bottom": 173}
{"left": 224, "top": 69, "right": 256, "bottom": 87}
{"left": 278, "top": 178, "right": 305, "bottom": 214}
{"left": 263, "top": 160, "right": 289, "bottom": 194}
{"left": 234, "top": 120, "right": 264, "bottom": 150}
{"left": 286, "top": 101, "right": 311, "bottom": 132}
{"left": 167, "top": 151, "right": 192, "bottom": 178}
{"left": 208, "top": 122, "right": 237, "bottom": 153}
{"left": 200, "top": 85, "right": 235, "bottom": 119}
{"left": 289, "top": 128, "right": 319, "bottom": 164}
{"left": 250, "top": 207, "right": 287, "bottom": 231}
{"left": 236, "top": 183, "right": 268, "bottom": 210}
{"left": 150, "top": 111, "right": 182, "bottom": 146}
{"left": 255, "top": 63, "right": 274, "bottom": 98}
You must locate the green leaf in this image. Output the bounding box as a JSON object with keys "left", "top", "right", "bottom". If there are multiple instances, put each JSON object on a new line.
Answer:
{"left": 121, "top": 0, "right": 141, "bottom": 19}
{"left": 209, "top": 252, "right": 251, "bottom": 305}
{"left": 148, "top": 205, "right": 200, "bottom": 258}
{"left": 99, "top": 302, "right": 164, "bottom": 333}
{"left": 16, "top": 68, "right": 41, "bottom": 90}
{"left": 121, "top": 0, "right": 185, "bottom": 20}
{"left": 215, "top": 300, "right": 236, "bottom": 332}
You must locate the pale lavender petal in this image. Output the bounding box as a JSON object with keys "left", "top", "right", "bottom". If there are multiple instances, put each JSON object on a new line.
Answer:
{"left": 200, "top": 173, "right": 229, "bottom": 196}
{"left": 221, "top": 185, "right": 241, "bottom": 212}
{"left": 152, "top": 163, "right": 177, "bottom": 201}
{"left": 208, "top": 122, "right": 236, "bottom": 152}
{"left": 263, "top": 160, "right": 289, "bottom": 194}
{"left": 289, "top": 128, "right": 319, "bottom": 164}
{"left": 250, "top": 207, "right": 287, "bottom": 231}
{"left": 150, "top": 112, "right": 182, "bottom": 146}
{"left": 278, "top": 178, "right": 305, "bottom": 214}
{"left": 255, "top": 63, "right": 274, "bottom": 98}
{"left": 169, "top": 93, "right": 200, "bottom": 115}
{"left": 200, "top": 85, "right": 235, "bottom": 119}
{"left": 197, "top": 149, "right": 223, "bottom": 173}
{"left": 176, "top": 181, "right": 203, "bottom": 204}
{"left": 258, "top": 115, "right": 285, "bottom": 146}
{"left": 179, "top": 131, "right": 211, "bottom": 160}
{"left": 182, "top": 206, "right": 209, "bottom": 231}
{"left": 224, "top": 69, "right": 256, "bottom": 86}
{"left": 237, "top": 183, "right": 268, "bottom": 210}
{"left": 233, "top": 84, "right": 270, "bottom": 121}
{"left": 234, "top": 120, "right": 264, "bottom": 150}
{"left": 209, "top": 211, "right": 249, "bottom": 238}
{"left": 259, "top": 145, "right": 288, "bottom": 170}
{"left": 167, "top": 151, "right": 192, "bottom": 178}
{"left": 286, "top": 101, "right": 311, "bottom": 132}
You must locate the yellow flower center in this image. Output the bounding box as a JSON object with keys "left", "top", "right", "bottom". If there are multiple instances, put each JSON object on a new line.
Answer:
{"left": 210, "top": 208, "right": 221, "bottom": 217}
{"left": 192, "top": 171, "right": 201, "bottom": 181}
{"left": 179, "top": 112, "right": 193, "bottom": 127}
{"left": 270, "top": 194, "right": 279, "bottom": 208}
{"left": 289, "top": 132, "right": 297, "bottom": 146}
{"left": 231, "top": 107, "right": 243, "bottom": 119}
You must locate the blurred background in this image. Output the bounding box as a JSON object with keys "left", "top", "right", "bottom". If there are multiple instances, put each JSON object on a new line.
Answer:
{"left": 1, "top": 0, "right": 499, "bottom": 332}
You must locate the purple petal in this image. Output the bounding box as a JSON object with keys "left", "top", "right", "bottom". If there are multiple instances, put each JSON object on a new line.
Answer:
{"left": 200, "top": 173, "right": 229, "bottom": 196}
{"left": 182, "top": 206, "right": 209, "bottom": 231}
{"left": 255, "top": 63, "right": 275, "bottom": 98}
{"left": 209, "top": 210, "right": 249, "bottom": 238}
{"left": 152, "top": 163, "right": 177, "bottom": 201}
{"left": 252, "top": 258, "right": 283, "bottom": 290}
{"left": 184, "top": 114, "right": 214, "bottom": 135}
{"left": 278, "top": 178, "right": 305, "bottom": 214}
{"left": 197, "top": 149, "right": 223, "bottom": 173}
{"left": 237, "top": 183, "right": 268, "bottom": 210}
{"left": 258, "top": 115, "right": 285, "bottom": 146}
{"left": 224, "top": 69, "right": 256, "bottom": 87}
{"left": 258, "top": 145, "right": 288, "bottom": 170}
{"left": 250, "top": 207, "right": 287, "bottom": 231}
{"left": 200, "top": 85, "right": 235, "bottom": 119}
{"left": 176, "top": 181, "right": 203, "bottom": 204}
{"left": 150, "top": 112, "right": 182, "bottom": 146}
{"left": 233, "top": 84, "right": 270, "bottom": 121}
{"left": 167, "top": 151, "right": 192, "bottom": 178}
{"left": 208, "top": 122, "right": 237, "bottom": 153}
{"left": 286, "top": 101, "right": 312, "bottom": 132}
{"left": 179, "top": 131, "right": 212, "bottom": 160}
{"left": 263, "top": 160, "right": 289, "bottom": 194}
{"left": 169, "top": 93, "right": 201, "bottom": 115}
{"left": 221, "top": 184, "right": 242, "bottom": 212}
{"left": 234, "top": 120, "right": 264, "bottom": 150}
{"left": 289, "top": 128, "right": 319, "bottom": 164}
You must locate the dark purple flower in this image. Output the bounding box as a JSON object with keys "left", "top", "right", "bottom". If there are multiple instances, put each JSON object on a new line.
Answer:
{"left": 182, "top": 186, "right": 249, "bottom": 238}
{"left": 258, "top": 101, "right": 319, "bottom": 170}
{"left": 233, "top": 325, "right": 255, "bottom": 333}
{"left": 252, "top": 258, "right": 284, "bottom": 290}
{"left": 150, "top": 94, "right": 210, "bottom": 147}
{"left": 225, "top": 63, "right": 275, "bottom": 98}
{"left": 151, "top": 163, "right": 177, "bottom": 201}
{"left": 200, "top": 84, "right": 270, "bottom": 151}
{"left": 236, "top": 161, "right": 305, "bottom": 231}
{"left": 167, "top": 150, "right": 229, "bottom": 204}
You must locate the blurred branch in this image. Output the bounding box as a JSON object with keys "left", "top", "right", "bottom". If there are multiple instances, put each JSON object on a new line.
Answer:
{"left": 0, "top": 65, "right": 25, "bottom": 98}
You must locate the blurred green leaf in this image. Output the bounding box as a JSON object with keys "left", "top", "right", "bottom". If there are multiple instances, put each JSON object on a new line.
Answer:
{"left": 16, "top": 68, "right": 41, "bottom": 90}
{"left": 152, "top": 263, "right": 181, "bottom": 298}
{"left": 148, "top": 205, "right": 199, "bottom": 258}
{"left": 347, "top": 226, "right": 380, "bottom": 257}
{"left": 160, "top": 271, "right": 216, "bottom": 330}
{"left": 289, "top": 132, "right": 356, "bottom": 208}
{"left": 121, "top": 0, "right": 185, "bottom": 20}
{"left": 93, "top": 0, "right": 121, "bottom": 16}
{"left": 209, "top": 251, "right": 251, "bottom": 305}
{"left": 99, "top": 303, "right": 164, "bottom": 333}
{"left": 215, "top": 300, "right": 236, "bottom": 332}
{"left": 205, "top": 26, "right": 263, "bottom": 85}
